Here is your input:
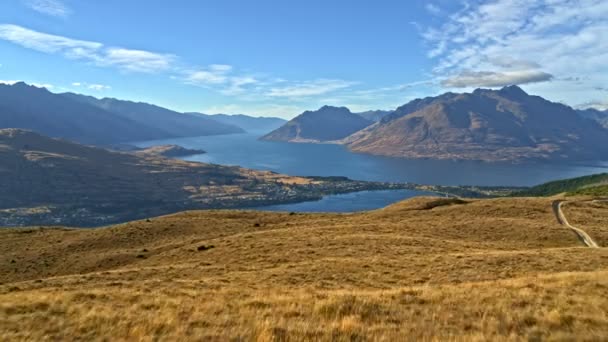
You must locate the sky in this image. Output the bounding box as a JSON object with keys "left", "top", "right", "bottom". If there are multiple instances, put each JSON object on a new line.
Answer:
{"left": 0, "top": 0, "right": 606, "bottom": 119}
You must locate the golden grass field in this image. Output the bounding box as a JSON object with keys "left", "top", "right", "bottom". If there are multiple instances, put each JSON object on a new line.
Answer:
{"left": 1, "top": 197, "right": 607, "bottom": 341}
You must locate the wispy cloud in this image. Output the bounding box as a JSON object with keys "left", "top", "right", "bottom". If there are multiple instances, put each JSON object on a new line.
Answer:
{"left": 71, "top": 82, "right": 111, "bottom": 91}
{"left": 425, "top": 3, "right": 442, "bottom": 16}
{"left": 0, "top": 24, "right": 174, "bottom": 73}
{"left": 577, "top": 100, "right": 608, "bottom": 111}
{"left": 101, "top": 48, "right": 175, "bottom": 73}
{"left": 182, "top": 64, "right": 261, "bottom": 95}
{"left": 221, "top": 76, "right": 258, "bottom": 95}
{"left": 23, "top": 0, "right": 71, "bottom": 17}
{"left": 184, "top": 65, "right": 232, "bottom": 85}
{"left": 0, "top": 24, "right": 366, "bottom": 110}
{"left": 87, "top": 84, "right": 111, "bottom": 91}
{"left": 266, "top": 79, "right": 357, "bottom": 98}
{"left": 0, "top": 24, "right": 101, "bottom": 54}
{"left": 200, "top": 103, "right": 309, "bottom": 118}
{"left": 422, "top": 0, "right": 608, "bottom": 91}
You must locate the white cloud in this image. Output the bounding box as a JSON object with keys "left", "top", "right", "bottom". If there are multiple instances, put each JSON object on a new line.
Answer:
{"left": 0, "top": 80, "right": 20, "bottom": 85}
{"left": 441, "top": 70, "right": 553, "bottom": 88}
{"left": 267, "top": 79, "right": 357, "bottom": 98}
{"left": 422, "top": 0, "right": 608, "bottom": 98}
{"left": 0, "top": 24, "right": 174, "bottom": 74}
{"left": 102, "top": 48, "right": 175, "bottom": 73}
{"left": 31, "top": 82, "right": 53, "bottom": 89}
{"left": 87, "top": 84, "right": 111, "bottom": 91}
{"left": 184, "top": 68, "right": 355, "bottom": 100}
{"left": 0, "top": 24, "right": 367, "bottom": 105}
{"left": 0, "top": 24, "right": 101, "bottom": 54}
{"left": 70, "top": 82, "right": 111, "bottom": 91}
{"left": 23, "top": 0, "right": 70, "bottom": 17}
{"left": 576, "top": 99, "right": 608, "bottom": 111}
{"left": 182, "top": 65, "right": 262, "bottom": 95}
{"left": 221, "top": 76, "right": 258, "bottom": 95}
{"left": 185, "top": 68, "right": 230, "bottom": 85}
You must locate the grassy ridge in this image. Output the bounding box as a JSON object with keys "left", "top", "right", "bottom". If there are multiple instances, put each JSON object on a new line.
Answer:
{"left": 1, "top": 197, "right": 608, "bottom": 340}
{"left": 514, "top": 173, "right": 608, "bottom": 197}
{"left": 567, "top": 184, "right": 608, "bottom": 197}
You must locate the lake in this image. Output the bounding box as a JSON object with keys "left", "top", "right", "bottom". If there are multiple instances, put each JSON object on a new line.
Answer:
{"left": 248, "top": 189, "right": 432, "bottom": 213}
{"left": 137, "top": 132, "right": 608, "bottom": 211}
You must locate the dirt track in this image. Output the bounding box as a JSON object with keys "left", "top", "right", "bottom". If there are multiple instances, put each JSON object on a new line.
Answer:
{"left": 553, "top": 200, "right": 600, "bottom": 248}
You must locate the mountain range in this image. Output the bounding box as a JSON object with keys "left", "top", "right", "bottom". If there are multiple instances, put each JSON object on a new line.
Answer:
{"left": 0, "top": 83, "right": 284, "bottom": 145}
{"left": 265, "top": 86, "right": 608, "bottom": 162}
{"left": 261, "top": 105, "right": 373, "bottom": 142}
{"left": 355, "top": 110, "right": 393, "bottom": 122}
{"left": 196, "top": 113, "right": 286, "bottom": 133}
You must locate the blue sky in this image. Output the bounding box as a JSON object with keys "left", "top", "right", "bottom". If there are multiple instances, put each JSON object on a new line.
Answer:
{"left": 0, "top": 0, "right": 606, "bottom": 118}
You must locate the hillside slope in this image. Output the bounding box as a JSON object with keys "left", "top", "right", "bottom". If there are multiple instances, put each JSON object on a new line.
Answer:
{"left": 0, "top": 83, "right": 166, "bottom": 145}
{"left": 0, "top": 82, "right": 243, "bottom": 145}
{"left": 61, "top": 93, "right": 244, "bottom": 139}
{"left": 1, "top": 197, "right": 607, "bottom": 340}
{"left": 344, "top": 86, "right": 608, "bottom": 162}
{"left": 514, "top": 173, "right": 608, "bottom": 197}
{"left": 261, "top": 106, "right": 373, "bottom": 142}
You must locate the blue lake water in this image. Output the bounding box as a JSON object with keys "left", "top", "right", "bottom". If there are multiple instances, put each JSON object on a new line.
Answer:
{"left": 137, "top": 132, "right": 608, "bottom": 211}
{"left": 247, "top": 189, "right": 432, "bottom": 213}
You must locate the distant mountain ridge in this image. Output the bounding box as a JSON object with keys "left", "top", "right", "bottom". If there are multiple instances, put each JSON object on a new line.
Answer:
{"left": 261, "top": 106, "right": 373, "bottom": 142}
{"left": 343, "top": 86, "right": 608, "bottom": 162}
{"left": 0, "top": 83, "right": 163, "bottom": 145}
{"left": 355, "top": 110, "right": 393, "bottom": 122}
{"left": 0, "top": 82, "right": 244, "bottom": 145}
{"left": 194, "top": 113, "right": 286, "bottom": 133}
{"left": 577, "top": 108, "right": 608, "bottom": 129}
{"left": 60, "top": 92, "right": 245, "bottom": 140}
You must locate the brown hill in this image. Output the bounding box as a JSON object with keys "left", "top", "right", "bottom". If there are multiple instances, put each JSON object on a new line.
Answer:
{"left": 344, "top": 86, "right": 608, "bottom": 162}
{"left": 261, "top": 106, "right": 372, "bottom": 142}
{"left": 1, "top": 196, "right": 607, "bottom": 340}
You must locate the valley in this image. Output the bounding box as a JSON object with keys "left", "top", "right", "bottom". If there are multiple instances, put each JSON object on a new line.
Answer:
{"left": 2, "top": 1, "right": 607, "bottom": 340}
{"left": 0, "top": 129, "right": 429, "bottom": 227}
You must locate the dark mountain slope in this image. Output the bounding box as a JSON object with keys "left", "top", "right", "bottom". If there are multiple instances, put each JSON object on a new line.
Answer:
{"left": 577, "top": 108, "right": 608, "bottom": 129}
{"left": 0, "top": 83, "right": 165, "bottom": 145}
{"left": 0, "top": 83, "right": 244, "bottom": 145}
{"left": 62, "top": 93, "right": 244, "bottom": 138}
{"left": 261, "top": 106, "right": 373, "bottom": 142}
